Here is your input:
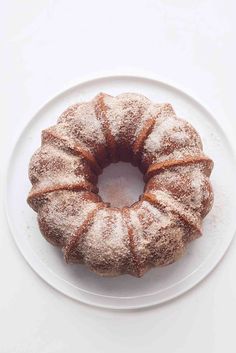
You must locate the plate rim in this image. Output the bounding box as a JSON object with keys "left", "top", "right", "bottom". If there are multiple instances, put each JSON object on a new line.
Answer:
{"left": 4, "top": 73, "right": 236, "bottom": 310}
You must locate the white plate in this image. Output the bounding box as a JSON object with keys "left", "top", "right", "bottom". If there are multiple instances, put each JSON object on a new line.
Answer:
{"left": 5, "top": 75, "right": 236, "bottom": 309}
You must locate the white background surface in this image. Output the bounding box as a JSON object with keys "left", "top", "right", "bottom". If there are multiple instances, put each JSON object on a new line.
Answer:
{"left": 1, "top": 0, "right": 236, "bottom": 352}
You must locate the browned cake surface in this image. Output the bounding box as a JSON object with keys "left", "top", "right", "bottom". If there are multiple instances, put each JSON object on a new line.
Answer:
{"left": 27, "top": 92, "right": 214, "bottom": 277}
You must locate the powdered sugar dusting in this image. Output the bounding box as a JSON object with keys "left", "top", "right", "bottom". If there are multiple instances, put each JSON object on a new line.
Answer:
{"left": 104, "top": 93, "right": 151, "bottom": 142}
{"left": 134, "top": 103, "right": 176, "bottom": 138}
{"left": 29, "top": 144, "right": 95, "bottom": 196}
{"left": 47, "top": 102, "right": 105, "bottom": 155}
{"left": 144, "top": 116, "right": 202, "bottom": 159}
{"left": 129, "top": 200, "right": 186, "bottom": 270}
{"left": 37, "top": 190, "right": 100, "bottom": 246}
{"left": 80, "top": 208, "right": 132, "bottom": 276}
{"left": 146, "top": 163, "right": 213, "bottom": 216}
{"left": 145, "top": 189, "right": 202, "bottom": 229}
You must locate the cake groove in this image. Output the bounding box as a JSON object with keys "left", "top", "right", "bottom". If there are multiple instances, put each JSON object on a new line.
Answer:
{"left": 28, "top": 181, "right": 98, "bottom": 210}
{"left": 42, "top": 129, "right": 102, "bottom": 174}
{"left": 132, "top": 117, "right": 156, "bottom": 161}
{"left": 64, "top": 203, "right": 106, "bottom": 263}
{"left": 123, "top": 208, "right": 141, "bottom": 277}
{"left": 94, "top": 93, "right": 118, "bottom": 162}
{"left": 142, "top": 192, "right": 202, "bottom": 235}
{"left": 145, "top": 156, "right": 213, "bottom": 181}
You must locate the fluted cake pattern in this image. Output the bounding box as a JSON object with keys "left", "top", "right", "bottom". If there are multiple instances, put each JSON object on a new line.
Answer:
{"left": 27, "top": 93, "right": 214, "bottom": 277}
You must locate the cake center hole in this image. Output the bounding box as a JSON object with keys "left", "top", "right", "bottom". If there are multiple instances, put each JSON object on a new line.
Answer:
{"left": 98, "top": 162, "right": 145, "bottom": 208}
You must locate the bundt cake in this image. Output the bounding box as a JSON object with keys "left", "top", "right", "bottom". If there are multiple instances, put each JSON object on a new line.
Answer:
{"left": 27, "top": 92, "right": 214, "bottom": 277}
